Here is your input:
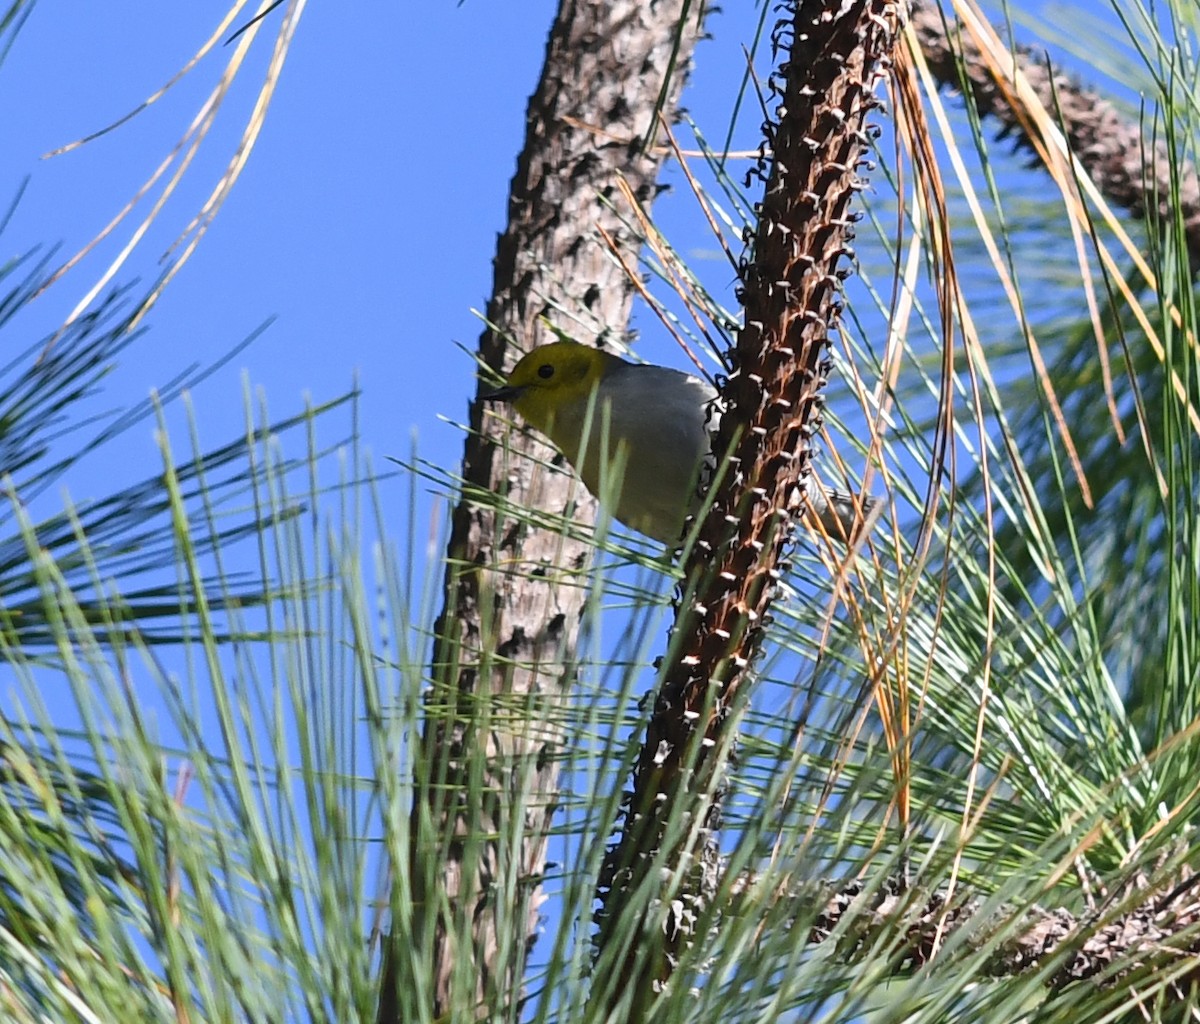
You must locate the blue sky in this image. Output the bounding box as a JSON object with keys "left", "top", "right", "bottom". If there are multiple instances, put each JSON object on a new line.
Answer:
{"left": 1, "top": 0, "right": 1116, "bottom": 746}
{"left": 0, "top": 1, "right": 1138, "bottom": 555}
{"left": 2, "top": 2, "right": 768, "bottom": 538}
{"left": 2, "top": 1, "right": 1168, "bottom": 1009}
{"left": 0, "top": 4, "right": 791, "bottom": 994}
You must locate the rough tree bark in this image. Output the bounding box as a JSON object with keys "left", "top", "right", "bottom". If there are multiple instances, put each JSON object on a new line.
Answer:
{"left": 592, "top": 0, "right": 902, "bottom": 1015}
{"left": 375, "top": 3, "right": 704, "bottom": 1021}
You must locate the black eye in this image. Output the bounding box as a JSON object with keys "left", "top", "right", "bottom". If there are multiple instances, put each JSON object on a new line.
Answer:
{"left": 538, "top": 364, "right": 554, "bottom": 379}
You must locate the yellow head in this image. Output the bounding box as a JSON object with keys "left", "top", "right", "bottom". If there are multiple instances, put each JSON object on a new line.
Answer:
{"left": 484, "top": 341, "right": 623, "bottom": 436}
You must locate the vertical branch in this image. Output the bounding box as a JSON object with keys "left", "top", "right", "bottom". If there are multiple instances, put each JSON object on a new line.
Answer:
{"left": 377, "top": 3, "right": 704, "bottom": 1022}
{"left": 595, "top": 0, "right": 904, "bottom": 1008}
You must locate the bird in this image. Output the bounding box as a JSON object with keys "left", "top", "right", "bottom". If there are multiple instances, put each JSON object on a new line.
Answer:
{"left": 483, "top": 340, "right": 879, "bottom": 547}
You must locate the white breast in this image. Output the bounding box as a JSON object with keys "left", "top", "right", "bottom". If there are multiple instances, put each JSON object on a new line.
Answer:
{"left": 550, "top": 363, "right": 719, "bottom": 543}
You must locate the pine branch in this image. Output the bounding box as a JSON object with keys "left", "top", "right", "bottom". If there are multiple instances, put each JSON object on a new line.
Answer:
{"left": 593, "top": 0, "right": 902, "bottom": 1012}
{"left": 911, "top": 0, "right": 1200, "bottom": 274}
{"left": 730, "top": 867, "right": 1200, "bottom": 995}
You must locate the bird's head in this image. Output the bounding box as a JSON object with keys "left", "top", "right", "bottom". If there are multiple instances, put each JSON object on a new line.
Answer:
{"left": 483, "top": 341, "right": 622, "bottom": 436}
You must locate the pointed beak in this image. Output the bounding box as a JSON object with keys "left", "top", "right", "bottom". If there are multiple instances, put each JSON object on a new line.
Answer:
{"left": 481, "top": 383, "right": 522, "bottom": 403}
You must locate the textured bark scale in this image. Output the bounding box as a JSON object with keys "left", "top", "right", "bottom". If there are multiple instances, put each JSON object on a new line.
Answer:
{"left": 596, "top": 0, "right": 903, "bottom": 1004}
{"left": 376, "top": 3, "right": 702, "bottom": 1021}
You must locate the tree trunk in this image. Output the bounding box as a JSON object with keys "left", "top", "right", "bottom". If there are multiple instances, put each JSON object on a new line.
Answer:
{"left": 376, "top": 2, "right": 704, "bottom": 1020}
